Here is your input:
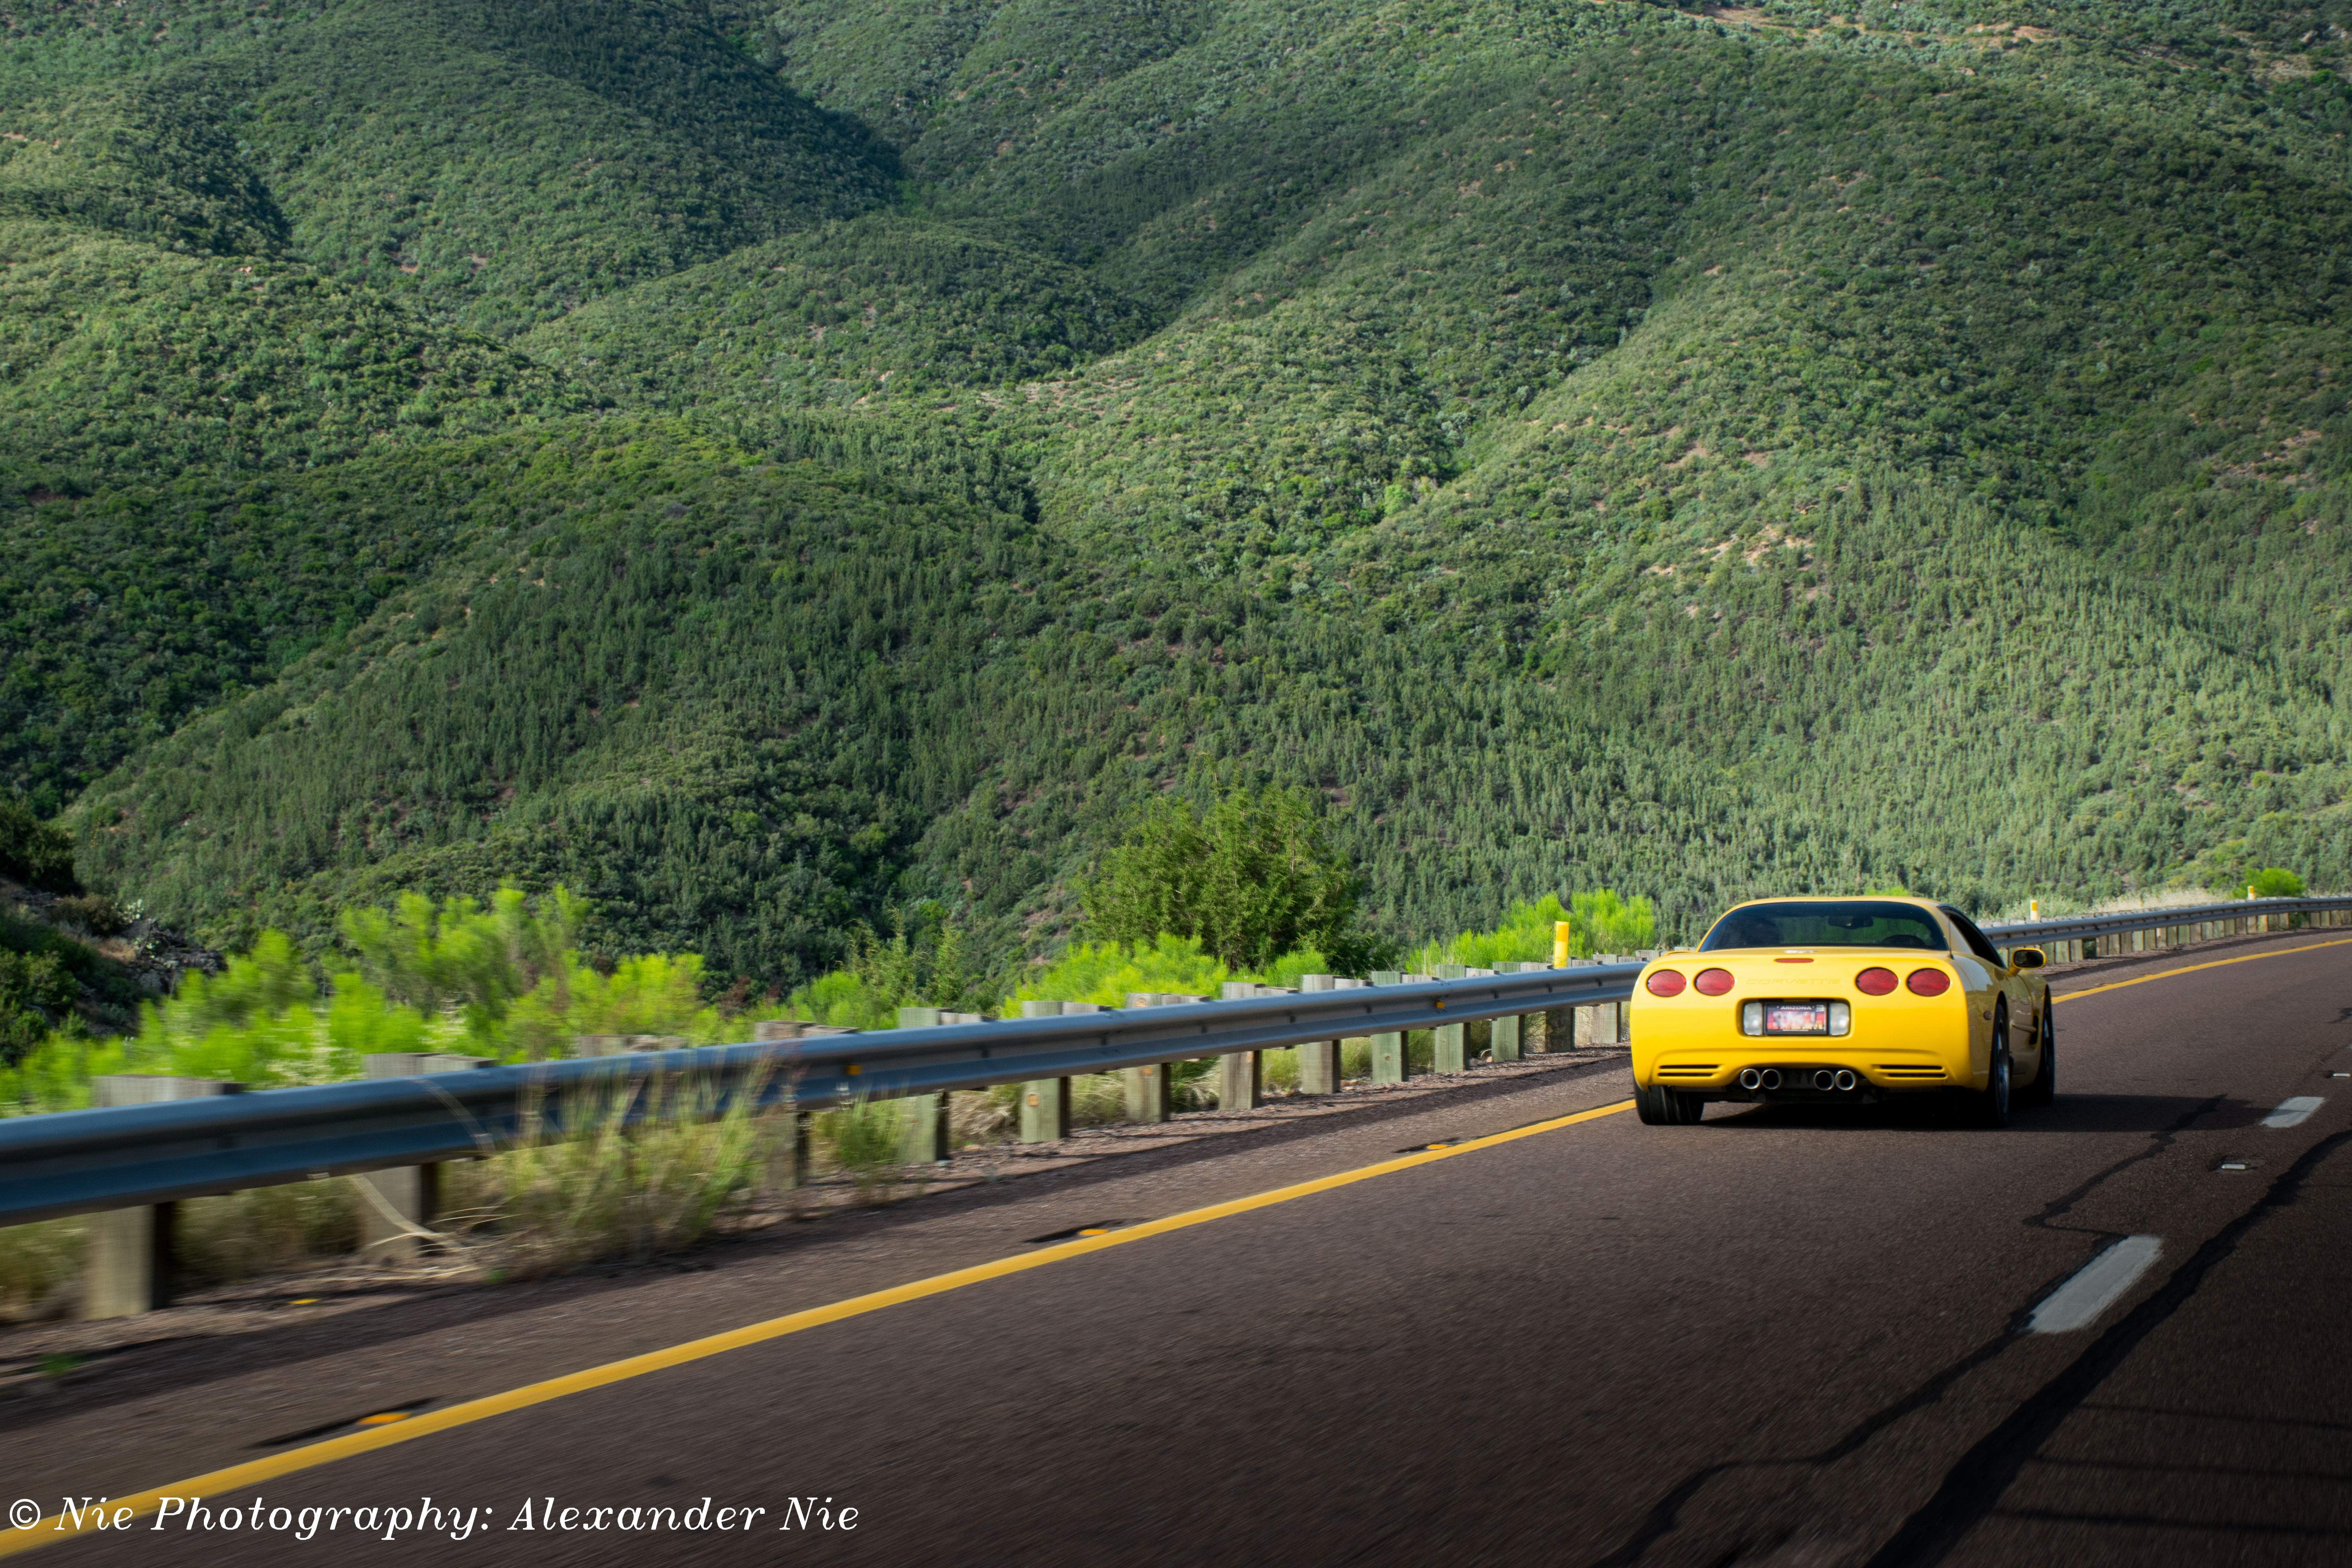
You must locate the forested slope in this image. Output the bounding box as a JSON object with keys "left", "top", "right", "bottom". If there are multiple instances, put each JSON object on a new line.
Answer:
{"left": 5, "top": 0, "right": 2350, "bottom": 985}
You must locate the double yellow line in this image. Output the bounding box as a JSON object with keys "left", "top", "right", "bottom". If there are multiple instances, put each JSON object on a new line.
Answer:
{"left": 0, "top": 1101, "right": 1634, "bottom": 1555}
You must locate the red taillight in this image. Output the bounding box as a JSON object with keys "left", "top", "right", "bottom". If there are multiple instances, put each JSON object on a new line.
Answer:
{"left": 1906, "top": 968, "right": 1952, "bottom": 997}
{"left": 1645, "top": 969, "right": 1687, "bottom": 997}
{"left": 1693, "top": 968, "right": 1735, "bottom": 996}
{"left": 1855, "top": 967, "right": 1898, "bottom": 996}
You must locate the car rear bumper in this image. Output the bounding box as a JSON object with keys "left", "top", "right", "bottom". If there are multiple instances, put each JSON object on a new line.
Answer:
{"left": 1638, "top": 1046, "right": 1975, "bottom": 1095}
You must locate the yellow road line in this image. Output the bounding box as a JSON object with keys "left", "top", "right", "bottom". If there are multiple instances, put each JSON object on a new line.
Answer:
{"left": 0, "top": 1098, "right": 1635, "bottom": 1556}
{"left": 2052, "top": 936, "right": 2352, "bottom": 1004}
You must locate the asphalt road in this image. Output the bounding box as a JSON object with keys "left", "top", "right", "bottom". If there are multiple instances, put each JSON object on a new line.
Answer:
{"left": 9, "top": 929, "right": 2351, "bottom": 1566}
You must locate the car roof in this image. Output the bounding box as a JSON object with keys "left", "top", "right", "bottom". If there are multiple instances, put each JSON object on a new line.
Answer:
{"left": 1717, "top": 896, "right": 1947, "bottom": 914}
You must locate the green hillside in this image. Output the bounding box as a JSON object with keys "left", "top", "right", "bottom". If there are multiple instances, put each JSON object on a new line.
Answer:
{"left": 5, "top": 0, "right": 2351, "bottom": 987}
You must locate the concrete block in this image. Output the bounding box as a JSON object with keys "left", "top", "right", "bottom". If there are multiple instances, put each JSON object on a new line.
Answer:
{"left": 85, "top": 1076, "right": 241, "bottom": 1319}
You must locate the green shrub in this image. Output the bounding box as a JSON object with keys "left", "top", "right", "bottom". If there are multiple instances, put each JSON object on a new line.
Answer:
{"left": 1081, "top": 785, "right": 1374, "bottom": 971}
{"left": 448, "top": 1063, "right": 787, "bottom": 1275}
{"left": 51, "top": 894, "right": 126, "bottom": 936}
{"left": 0, "top": 796, "right": 74, "bottom": 893}
{"left": 2248, "top": 868, "right": 2307, "bottom": 898}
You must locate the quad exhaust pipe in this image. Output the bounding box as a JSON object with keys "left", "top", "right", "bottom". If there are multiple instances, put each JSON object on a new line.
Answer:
{"left": 1740, "top": 1068, "right": 1859, "bottom": 1093}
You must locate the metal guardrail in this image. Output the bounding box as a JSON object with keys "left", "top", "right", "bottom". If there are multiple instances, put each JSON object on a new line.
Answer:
{"left": 3, "top": 895, "right": 2347, "bottom": 1230}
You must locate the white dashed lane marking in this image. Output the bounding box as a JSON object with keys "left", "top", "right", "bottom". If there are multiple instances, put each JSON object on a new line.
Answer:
{"left": 2028, "top": 1236, "right": 2164, "bottom": 1334}
{"left": 2263, "top": 1096, "right": 2325, "bottom": 1129}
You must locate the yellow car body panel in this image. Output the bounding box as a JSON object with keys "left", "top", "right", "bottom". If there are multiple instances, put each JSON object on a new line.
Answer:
{"left": 1628, "top": 897, "right": 2050, "bottom": 1099}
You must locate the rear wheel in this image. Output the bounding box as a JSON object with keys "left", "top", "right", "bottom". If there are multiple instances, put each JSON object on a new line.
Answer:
{"left": 1634, "top": 1082, "right": 1706, "bottom": 1125}
{"left": 2018, "top": 1004, "right": 2056, "bottom": 1107}
{"left": 1968, "top": 1007, "right": 2013, "bottom": 1128}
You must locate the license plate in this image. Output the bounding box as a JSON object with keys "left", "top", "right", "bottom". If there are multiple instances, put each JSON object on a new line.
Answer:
{"left": 1764, "top": 1004, "right": 1829, "bottom": 1035}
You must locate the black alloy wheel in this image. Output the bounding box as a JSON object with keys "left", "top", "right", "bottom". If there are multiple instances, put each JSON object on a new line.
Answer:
{"left": 1969, "top": 1006, "right": 2013, "bottom": 1128}
{"left": 2019, "top": 1004, "right": 2056, "bottom": 1107}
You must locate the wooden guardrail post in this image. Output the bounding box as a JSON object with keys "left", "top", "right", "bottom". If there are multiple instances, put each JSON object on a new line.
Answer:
{"left": 1432, "top": 965, "right": 1469, "bottom": 1071}
{"left": 358, "top": 1053, "right": 494, "bottom": 1264}
{"left": 1216, "top": 983, "right": 1266, "bottom": 1110}
{"left": 750, "top": 1020, "right": 852, "bottom": 1188}
{"left": 891, "top": 1009, "right": 952, "bottom": 1163}
{"left": 1017, "top": 1000, "right": 1073, "bottom": 1142}
{"left": 1296, "top": 974, "right": 1340, "bottom": 1092}
{"left": 1577, "top": 956, "right": 1628, "bottom": 1045}
{"left": 1121, "top": 994, "right": 1174, "bottom": 1122}
{"left": 1368, "top": 971, "right": 1406, "bottom": 1082}
{"left": 1464, "top": 968, "right": 1496, "bottom": 1061}
{"left": 1488, "top": 964, "right": 1527, "bottom": 1062}
{"left": 83, "top": 1075, "right": 241, "bottom": 1319}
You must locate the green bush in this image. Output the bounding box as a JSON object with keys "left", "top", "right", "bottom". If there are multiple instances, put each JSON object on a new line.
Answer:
{"left": 0, "top": 796, "right": 74, "bottom": 893}
{"left": 1081, "top": 785, "right": 1373, "bottom": 971}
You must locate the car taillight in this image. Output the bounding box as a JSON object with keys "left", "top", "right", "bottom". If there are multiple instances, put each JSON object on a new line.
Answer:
{"left": 1855, "top": 967, "right": 1898, "bottom": 996}
{"left": 1645, "top": 970, "right": 1687, "bottom": 997}
{"left": 1693, "top": 968, "right": 1735, "bottom": 996}
{"left": 1906, "top": 968, "right": 1952, "bottom": 997}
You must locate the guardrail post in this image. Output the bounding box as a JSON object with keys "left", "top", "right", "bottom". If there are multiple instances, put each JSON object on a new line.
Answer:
{"left": 1465, "top": 967, "right": 1496, "bottom": 1061}
{"left": 1368, "top": 971, "right": 1407, "bottom": 1082}
{"left": 891, "top": 1009, "right": 951, "bottom": 1163}
{"left": 1295, "top": 975, "right": 1341, "bottom": 1092}
{"left": 1573, "top": 958, "right": 1607, "bottom": 1047}
{"left": 1488, "top": 965, "right": 1526, "bottom": 1062}
{"left": 1122, "top": 994, "right": 1175, "bottom": 1122}
{"left": 83, "top": 1076, "right": 241, "bottom": 1319}
{"left": 1216, "top": 983, "right": 1265, "bottom": 1110}
{"left": 358, "top": 1053, "right": 494, "bottom": 1264}
{"left": 1017, "top": 1000, "right": 1073, "bottom": 1142}
{"left": 1432, "top": 965, "right": 1469, "bottom": 1071}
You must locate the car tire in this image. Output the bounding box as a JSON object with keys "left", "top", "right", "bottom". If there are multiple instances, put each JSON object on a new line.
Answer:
{"left": 1634, "top": 1083, "right": 1704, "bottom": 1125}
{"left": 2018, "top": 1005, "right": 2055, "bottom": 1108}
{"left": 1969, "top": 1007, "right": 2013, "bottom": 1129}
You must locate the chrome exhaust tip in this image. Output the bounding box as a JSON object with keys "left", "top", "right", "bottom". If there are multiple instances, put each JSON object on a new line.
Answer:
{"left": 1758, "top": 1069, "right": 1782, "bottom": 1091}
{"left": 1739, "top": 1068, "right": 1762, "bottom": 1091}
{"left": 1833, "top": 1069, "right": 1857, "bottom": 1092}
{"left": 1813, "top": 1069, "right": 1836, "bottom": 1090}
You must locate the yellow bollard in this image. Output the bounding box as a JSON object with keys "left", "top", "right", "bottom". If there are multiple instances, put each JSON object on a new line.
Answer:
{"left": 1552, "top": 920, "right": 1572, "bottom": 968}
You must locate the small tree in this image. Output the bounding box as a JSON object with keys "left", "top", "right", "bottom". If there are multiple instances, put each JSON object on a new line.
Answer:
{"left": 1082, "top": 786, "right": 1367, "bottom": 971}
{"left": 0, "top": 795, "right": 76, "bottom": 893}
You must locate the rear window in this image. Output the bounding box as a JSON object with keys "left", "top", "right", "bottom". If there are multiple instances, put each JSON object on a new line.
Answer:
{"left": 1699, "top": 901, "right": 1949, "bottom": 952}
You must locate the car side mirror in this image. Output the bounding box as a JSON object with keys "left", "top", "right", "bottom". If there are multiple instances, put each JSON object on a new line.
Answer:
{"left": 2009, "top": 947, "right": 2046, "bottom": 971}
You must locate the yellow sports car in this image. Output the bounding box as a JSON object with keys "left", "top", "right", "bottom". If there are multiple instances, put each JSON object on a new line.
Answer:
{"left": 1628, "top": 897, "right": 2053, "bottom": 1127}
